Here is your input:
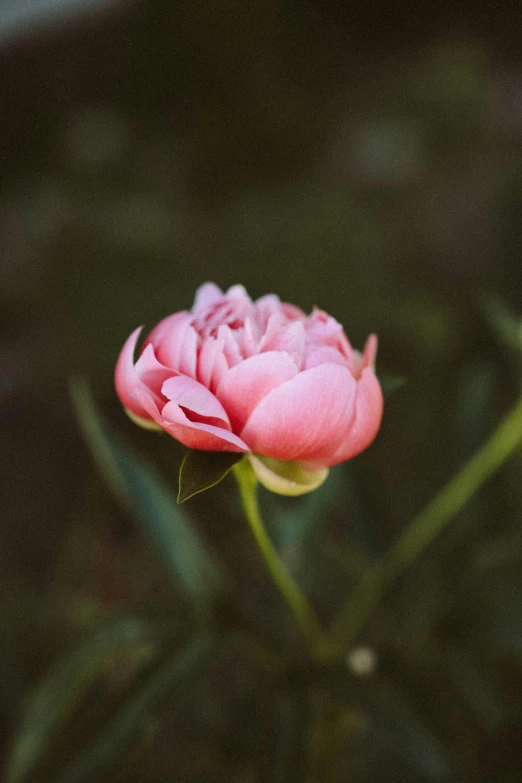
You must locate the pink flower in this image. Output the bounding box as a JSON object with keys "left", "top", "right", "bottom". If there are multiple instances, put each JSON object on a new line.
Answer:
{"left": 115, "top": 283, "right": 383, "bottom": 488}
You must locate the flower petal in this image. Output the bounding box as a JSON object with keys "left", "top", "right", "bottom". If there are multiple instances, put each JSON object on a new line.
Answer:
{"left": 217, "top": 324, "right": 243, "bottom": 367}
{"left": 192, "top": 282, "right": 223, "bottom": 314}
{"left": 225, "top": 283, "right": 251, "bottom": 304}
{"left": 145, "top": 312, "right": 186, "bottom": 358}
{"left": 327, "top": 367, "right": 383, "bottom": 466}
{"left": 161, "top": 375, "right": 231, "bottom": 428}
{"left": 361, "top": 334, "right": 378, "bottom": 369}
{"left": 215, "top": 351, "right": 298, "bottom": 433}
{"left": 305, "top": 310, "right": 357, "bottom": 365}
{"left": 115, "top": 327, "right": 143, "bottom": 413}
{"left": 134, "top": 344, "right": 175, "bottom": 396}
{"left": 131, "top": 385, "right": 249, "bottom": 452}
{"left": 254, "top": 294, "right": 282, "bottom": 330}
{"left": 115, "top": 327, "right": 172, "bottom": 418}
{"left": 160, "top": 405, "right": 250, "bottom": 452}
{"left": 197, "top": 336, "right": 228, "bottom": 391}
{"left": 305, "top": 345, "right": 350, "bottom": 370}
{"left": 258, "top": 320, "right": 306, "bottom": 369}
{"left": 146, "top": 312, "right": 198, "bottom": 377}
{"left": 240, "top": 363, "right": 357, "bottom": 463}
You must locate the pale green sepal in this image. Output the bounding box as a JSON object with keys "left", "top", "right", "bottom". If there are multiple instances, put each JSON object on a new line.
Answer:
{"left": 125, "top": 407, "right": 163, "bottom": 432}
{"left": 248, "top": 454, "right": 329, "bottom": 496}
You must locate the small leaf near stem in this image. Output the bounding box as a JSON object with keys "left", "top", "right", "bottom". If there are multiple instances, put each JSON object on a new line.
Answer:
{"left": 233, "top": 459, "right": 324, "bottom": 655}
{"left": 328, "top": 391, "right": 522, "bottom": 655}
{"left": 178, "top": 450, "right": 243, "bottom": 503}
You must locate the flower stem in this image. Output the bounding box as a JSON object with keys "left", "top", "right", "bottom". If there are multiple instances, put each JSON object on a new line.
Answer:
{"left": 328, "top": 392, "right": 522, "bottom": 654}
{"left": 234, "top": 458, "right": 323, "bottom": 653}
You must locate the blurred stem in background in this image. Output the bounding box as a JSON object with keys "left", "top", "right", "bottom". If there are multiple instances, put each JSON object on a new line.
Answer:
{"left": 329, "top": 390, "right": 522, "bottom": 655}
{"left": 233, "top": 459, "right": 325, "bottom": 655}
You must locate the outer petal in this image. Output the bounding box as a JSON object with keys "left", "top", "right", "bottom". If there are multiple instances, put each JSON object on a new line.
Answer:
{"left": 215, "top": 352, "right": 298, "bottom": 433}
{"left": 327, "top": 367, "right": 383, "bottom": 466}
{"left": 361, "top": 334, "right": 378, "bottom": 370}
{"left": 115, "top": 327, "right": 172, "bottom": 418}
{"left": 132, "top": 386, "right": 250, "bottom": 453}
{"left": 161, "top": 405, "right": 250, "bottom": 452}
{"left": 145, "top": 312, "right": 198, "bottom": 378}
{"left": 115, "top": 327, "right": 143, "bottom": 412}
{"left": 240, "top": 363, "right": 357, "bottom": 463}
{"left": 134, "top": 344, "right": 175, "bottom": 397}
{"left": 161, "top": 375, "right": 231, "bottom": 428}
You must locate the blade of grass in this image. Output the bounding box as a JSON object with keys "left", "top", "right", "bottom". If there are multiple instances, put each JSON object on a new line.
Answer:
{"left": 327, "top": 392, "right": 522, "bottom": 655}
{"left": 70, "top": 378, "right": 224, "bottom": 610}
{"left": 6, "top": 617, "right": 155, "bottom": 783}
{"left": 54, "top": 633, "right": 215, "bottom": 783}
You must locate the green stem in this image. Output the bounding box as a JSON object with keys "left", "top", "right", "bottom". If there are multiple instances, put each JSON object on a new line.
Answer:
{"left": 234, "top": 459, "right": 323, "bottom": 653}
{"left": 328, "top": 392, "right": 522, "bottom": 655}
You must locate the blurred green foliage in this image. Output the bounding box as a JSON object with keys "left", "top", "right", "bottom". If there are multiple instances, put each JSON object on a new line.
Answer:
{"left": 2, "top": 2, "right": 522, "bottom": 781}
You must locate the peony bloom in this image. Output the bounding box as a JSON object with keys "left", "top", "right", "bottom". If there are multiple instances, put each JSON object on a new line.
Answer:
{"left": 115, "top": 283, "right": 383, "bottom": 492}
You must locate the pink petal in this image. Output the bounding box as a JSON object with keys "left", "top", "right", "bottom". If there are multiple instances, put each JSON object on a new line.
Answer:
{"left": 217, "top": 324, "right": 243, "bottom": 367}
{"left": 215, "top": 352, "right": 298, "bottom": 433}
{"left": 132, "top": 385, "right": 249, "bottom": 453}
{"left": 115, "top": 327, "right": 172, "bottom": 418}
{"left": 134, "top": 344, "right": 176, "bottom": 397}
{"left": 130, "top": 386, "right": 163, "bottom": 423}
{"left": 327, "top": 367, "right": 383, "bottom": 466}
{"left": 115, "top": 327, "right": 143, "bottom": 414}
{"left": 306, "top": 311, "right": 347, "bottom": 348}
{"left": 197, "top": 336, "right": 228, "bottom": 391}
{"left": 240, "top": 317, "right": 261, "bottom": 357}
{"left": 281, "top": 303, "right": 306, "bottom": 320}
{"left": 240, "top": 363, "right": 357, "bottom": 463}
{"left": 192, "top": 282, "right": 223, "bottom": 314}
{"left": 160, "top": 403, "right": 249, "bottom": 452}
{"left": 304, "top": 345, "right": 349, "bottom": 370}
{"left": 147, "top": 312, "right": 198, "bottom": 378}
{"left": 145, "top": 311, "right": 188, "bottom": 353}
{"left": 361, "top": 334, "right": 378, "bottom": 369}
{"left": 254, "top": 294, "right": 282, "bottom": 330}
{"left": 225, "top": 284, "right": 251, "bottom": 304}
{"left": 258, "top": 320, "right": 306, "bottom": 369}
{"left": 161, "top": 375, "right": 231, "bottom": 428}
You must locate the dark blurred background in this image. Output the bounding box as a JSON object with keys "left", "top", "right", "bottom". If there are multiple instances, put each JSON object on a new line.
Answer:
{"left": 1, "top": 2, "right": 522, "bottom": 781}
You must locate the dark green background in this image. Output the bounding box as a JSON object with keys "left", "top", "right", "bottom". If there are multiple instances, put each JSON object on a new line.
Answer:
{"left": 1, "top": 2, "right": 522, "bottom": 781}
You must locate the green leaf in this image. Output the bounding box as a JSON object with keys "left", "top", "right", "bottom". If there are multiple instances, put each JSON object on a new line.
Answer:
{"left": 52, "top": 633, "right": 216, "bottom": 783}
{"left": 6, "top": 617, "right": 156, "bottom": 783}
{"left": 481, "top": 294, "right": 522, "bottom": 357}
{"left": 178, "top": 450, "right": 244, "bottom": 503}
{"left": 69, "top": 378, "right": 224, "bottom": 609}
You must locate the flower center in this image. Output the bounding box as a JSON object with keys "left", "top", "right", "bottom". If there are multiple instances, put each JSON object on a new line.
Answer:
{"left": 193, "top": 300, "right": 247, "bottom": 339}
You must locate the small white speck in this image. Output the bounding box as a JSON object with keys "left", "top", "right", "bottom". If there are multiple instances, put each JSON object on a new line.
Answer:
{"left": 346, "top": 646, "right": 377, "bottom": 677}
